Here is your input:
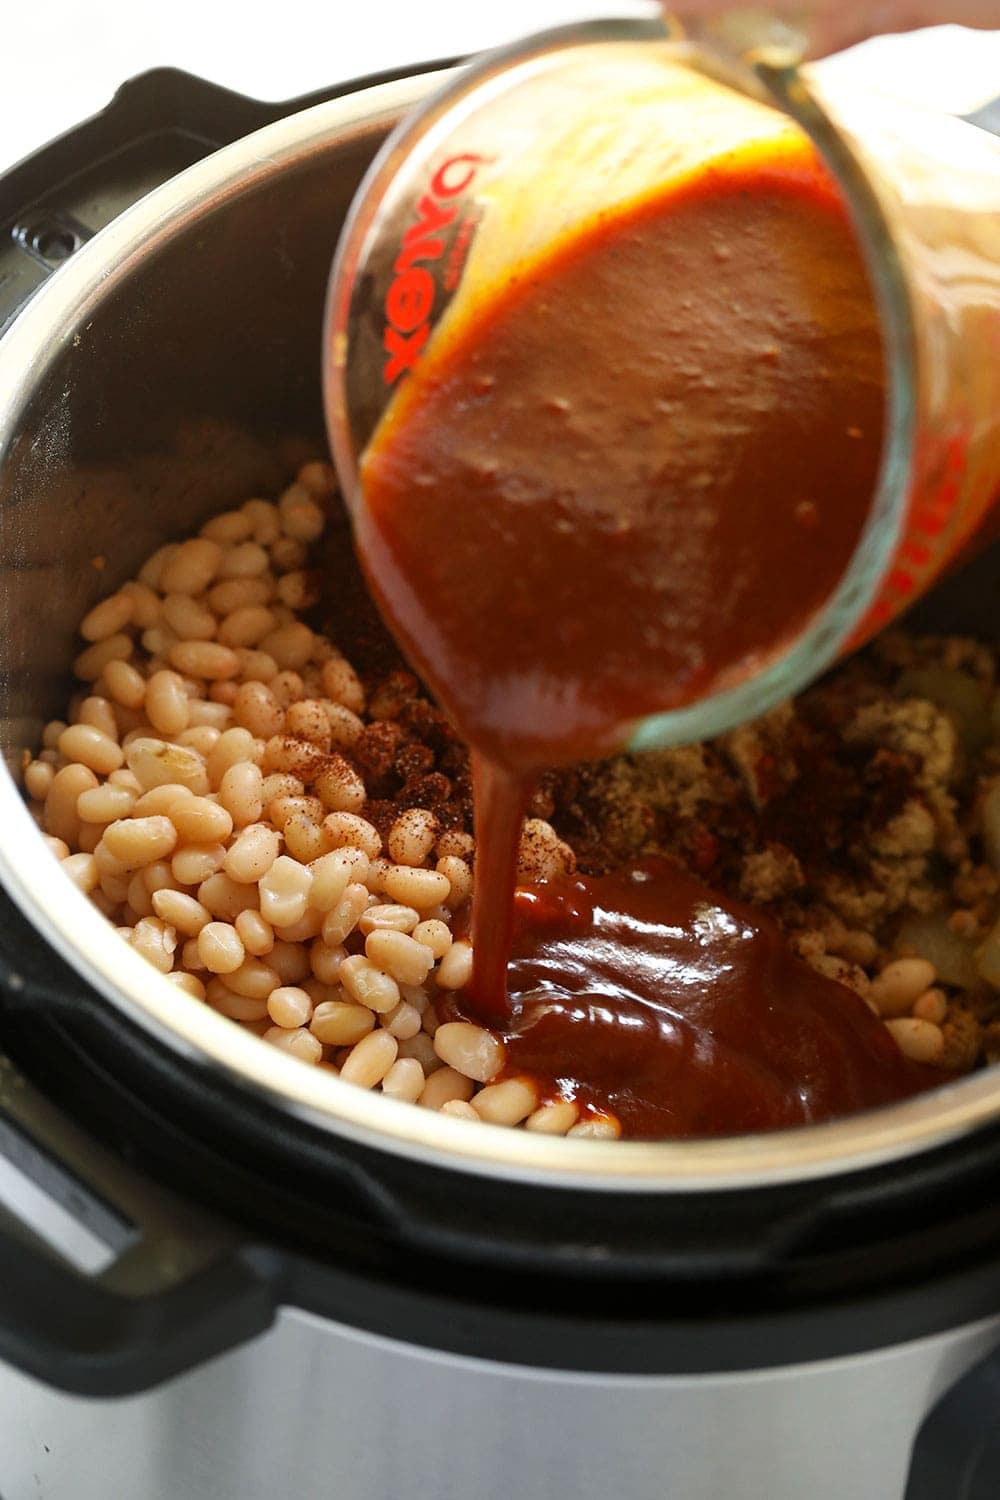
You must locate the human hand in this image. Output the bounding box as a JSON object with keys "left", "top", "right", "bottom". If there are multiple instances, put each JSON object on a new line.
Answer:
{"left": 671, "top": 1, "right": 998, "bottom": 59}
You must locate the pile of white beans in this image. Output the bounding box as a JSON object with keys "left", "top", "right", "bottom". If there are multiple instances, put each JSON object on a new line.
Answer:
{"left": 22, "top": 463, "right": 615, "bottom": 1138}
{"left": 869, "top": 958, "right": 946, "bottom": 1063}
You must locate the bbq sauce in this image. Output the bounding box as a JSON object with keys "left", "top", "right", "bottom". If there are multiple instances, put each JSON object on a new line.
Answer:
{"left": 461, "top": 861, "right": 937, "bottom": 1136}
{"left": 355, "top": 140, "right": 915, "bottom": 1136}
{"left": 359, "top": 155, "right": 883, "bottom": 777}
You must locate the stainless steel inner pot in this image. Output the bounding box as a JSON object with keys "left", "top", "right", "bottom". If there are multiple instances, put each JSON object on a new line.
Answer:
{"left": 1, "top": 68, "right": 998, "bottom": 1193}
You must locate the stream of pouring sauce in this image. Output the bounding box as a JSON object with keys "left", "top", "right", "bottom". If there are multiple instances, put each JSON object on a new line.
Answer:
{"left": 355, "top": 146, "right": 938, "bottom": 1135}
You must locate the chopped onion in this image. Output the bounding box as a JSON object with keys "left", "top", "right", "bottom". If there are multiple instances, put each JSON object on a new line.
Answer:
{"left": 897, "top": 912, "right": 979, "bottom": 989}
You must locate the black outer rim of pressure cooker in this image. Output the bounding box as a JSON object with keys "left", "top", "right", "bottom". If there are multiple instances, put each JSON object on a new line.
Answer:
{"left": 4, "top": 952, "right": 1000, "bottom": 1378}
{"left": 18, "top": 1015, "right": 1000, "bottom": 1376}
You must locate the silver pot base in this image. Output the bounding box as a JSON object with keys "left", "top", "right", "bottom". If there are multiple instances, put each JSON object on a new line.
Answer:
{"left": 1, "top": 1308, "right": 998, "bottom": 1500}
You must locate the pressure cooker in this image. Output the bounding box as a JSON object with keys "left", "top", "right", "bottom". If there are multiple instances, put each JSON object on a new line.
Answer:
{"left": 1, "top": 51, "right": 1000, "bottom": 1500}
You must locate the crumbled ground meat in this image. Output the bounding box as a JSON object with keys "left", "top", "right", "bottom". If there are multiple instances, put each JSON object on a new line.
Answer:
{"left": 542, "top": 630, "right": 1000, "bottom": 1068}
{"left": 940, "top": 1006, "right": 984, "bottom": 1072}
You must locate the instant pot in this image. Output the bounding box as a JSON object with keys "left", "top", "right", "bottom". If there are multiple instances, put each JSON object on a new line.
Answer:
{"left": 1, "top": 52, "right": 1000, "bottom": 1500}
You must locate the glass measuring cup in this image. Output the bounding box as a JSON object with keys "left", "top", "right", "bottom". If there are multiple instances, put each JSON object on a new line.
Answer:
{"left": 323, "top": 15, "right": 1000, "bottom": 754}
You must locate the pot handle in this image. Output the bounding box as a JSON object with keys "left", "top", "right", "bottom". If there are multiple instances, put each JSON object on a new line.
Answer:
{"left": 0, "top": 58, "right": 456, "bottom": 335}
{"left": 0, "top": 70, "right": 251, "bottom": 334}
{"left": 0, "top": 1052, "right": 277, "bottom": 1395}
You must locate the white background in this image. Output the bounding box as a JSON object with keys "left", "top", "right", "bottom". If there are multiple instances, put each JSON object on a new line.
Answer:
{"left": 0, "top": 2, "right": 998, "bottom": 175}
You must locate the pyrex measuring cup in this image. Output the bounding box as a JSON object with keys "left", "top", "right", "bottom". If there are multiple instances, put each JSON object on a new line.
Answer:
{"left": 323, "top": 16, "right": 1000, "bottom": 752}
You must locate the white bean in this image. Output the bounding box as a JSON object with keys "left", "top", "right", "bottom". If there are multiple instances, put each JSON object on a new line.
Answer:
{"left": 871, "top": 958, "right": 937, "bottom": 1018}
{"left": 340, "top": 1030, "right": 398, "bottom": 1088}
{"left": 884, "top": 1017, "right": 945, "bottom": 1063}
{"left": 381, "top": 1057, "right": 426, "bottom": 1103}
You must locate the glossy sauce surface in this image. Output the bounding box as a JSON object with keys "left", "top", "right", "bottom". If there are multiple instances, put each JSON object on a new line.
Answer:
{"left": 460, "top": 861, "right": 937, "bottom": 1137}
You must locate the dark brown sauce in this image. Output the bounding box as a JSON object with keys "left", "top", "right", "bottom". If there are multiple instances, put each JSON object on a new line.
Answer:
{"left": 447, "top": 861, "right": 936, "bottom": 1137}
{"left": 465, "top": 753, "right": 530, "bottom": 1018}
{"left": 354, "top": 144, "right": 930, "bottom": 1137}
{"left": 359, "top": 158, "right": 884, "bottom": 776}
